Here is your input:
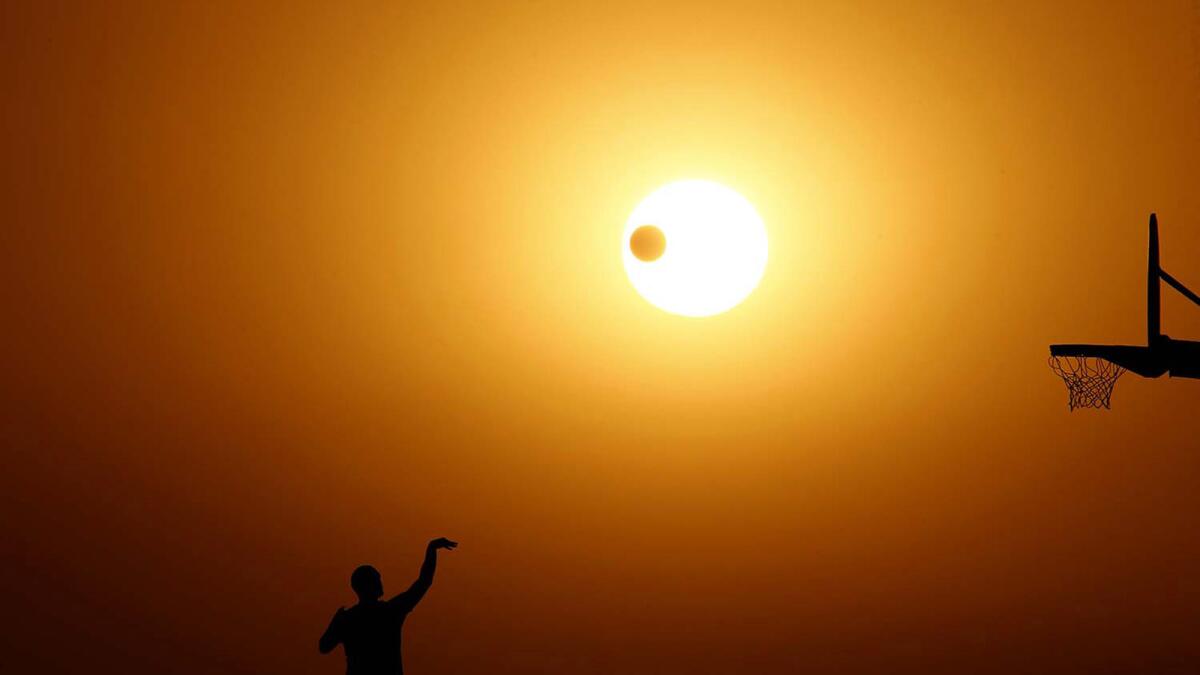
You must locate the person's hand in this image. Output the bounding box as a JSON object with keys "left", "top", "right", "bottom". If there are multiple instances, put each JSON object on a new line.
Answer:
{"left": 429, "top": 537, "right": 458, "bottom": 550}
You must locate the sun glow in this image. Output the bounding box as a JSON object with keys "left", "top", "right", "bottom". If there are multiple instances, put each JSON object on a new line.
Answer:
{"left": 622, "top": 180, "right": 768, "bottom": 317}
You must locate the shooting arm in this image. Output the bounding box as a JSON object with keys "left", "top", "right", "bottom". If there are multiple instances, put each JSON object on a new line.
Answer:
{"left": 404, "top": 542, "right": 439, "bottom": 605}
{"left": 394, "top": 538, "right": 457, "bottom": 610}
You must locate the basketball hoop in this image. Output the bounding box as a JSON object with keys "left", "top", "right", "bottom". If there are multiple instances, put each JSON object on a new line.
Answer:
{"left": 1047, "top": 214, "right": 1200, "bottom": 409}
{"left": 1047, "top": 355, "right": 1126, "bottom": 410}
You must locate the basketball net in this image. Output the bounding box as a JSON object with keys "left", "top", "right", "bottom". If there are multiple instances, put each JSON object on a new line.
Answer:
{"left": 1047, "top": 355, "right": 1126, "bottom": 410}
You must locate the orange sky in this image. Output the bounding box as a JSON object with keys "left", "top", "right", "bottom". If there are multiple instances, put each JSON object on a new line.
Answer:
{"left": 5, "top": 2, "right": 1200, "bottom": 673}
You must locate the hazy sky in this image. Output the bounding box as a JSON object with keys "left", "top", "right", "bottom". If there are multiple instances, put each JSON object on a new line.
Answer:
{"left": 5, "top": 2, "right": 1200, "bottom": 673}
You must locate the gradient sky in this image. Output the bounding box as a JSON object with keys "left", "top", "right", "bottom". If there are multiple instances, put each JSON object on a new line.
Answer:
{"left": 5, "top": 2, "right": 1200, "bottom": 673}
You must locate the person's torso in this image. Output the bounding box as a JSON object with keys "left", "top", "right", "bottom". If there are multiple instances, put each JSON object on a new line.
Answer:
{"left": 342, "top": 602, "right": 408, "bottom": 675}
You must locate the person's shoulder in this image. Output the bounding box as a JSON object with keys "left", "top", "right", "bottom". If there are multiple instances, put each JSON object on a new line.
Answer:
{"left": 342, "top": 604, "right": 370, "bottom": 619}
{"left": 387, "top": 593, "right": 416, "bottom": 612}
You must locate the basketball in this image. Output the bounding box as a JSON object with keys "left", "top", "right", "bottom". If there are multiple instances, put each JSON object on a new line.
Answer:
{"left": 629, "top": 224, "right": 666, "bottom": 262}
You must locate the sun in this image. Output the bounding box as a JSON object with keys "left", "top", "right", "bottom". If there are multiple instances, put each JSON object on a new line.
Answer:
{"left": 622, "top": 180, "right": 768, "bottom": 317}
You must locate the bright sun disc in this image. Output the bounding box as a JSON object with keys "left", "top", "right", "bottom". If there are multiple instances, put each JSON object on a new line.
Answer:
{"left": 623, "top": 180, "right": 768, "bottom": 317}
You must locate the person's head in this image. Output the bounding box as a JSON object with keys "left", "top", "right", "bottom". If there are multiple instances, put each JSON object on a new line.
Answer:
{"left": 350, "top": 565, "right": 383, "bottom": 601}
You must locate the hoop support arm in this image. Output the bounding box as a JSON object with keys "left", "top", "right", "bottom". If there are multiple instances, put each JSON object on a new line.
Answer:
{"left": 1159, "top": 268, "right": 1200, "bottom": 309}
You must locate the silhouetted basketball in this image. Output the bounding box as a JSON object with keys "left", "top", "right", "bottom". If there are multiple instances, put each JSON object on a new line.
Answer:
{"left": 629, "top": 225, "right": 666, "bottom": 261}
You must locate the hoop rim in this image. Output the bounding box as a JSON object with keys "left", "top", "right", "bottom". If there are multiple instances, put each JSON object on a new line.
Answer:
{"left": 1048, "top": 343, "right": 1166, "bottom": 378}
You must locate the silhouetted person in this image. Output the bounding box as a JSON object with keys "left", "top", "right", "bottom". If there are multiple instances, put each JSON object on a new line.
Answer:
{"left": 320, "top": 538, "right": 458, "bottom": 675}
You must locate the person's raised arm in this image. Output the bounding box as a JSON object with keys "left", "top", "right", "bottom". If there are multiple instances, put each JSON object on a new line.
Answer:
{"left": 391, "top": 537, "right": 457, "bottom": 611}
{"left": 318, "top": 607, "right": 346, "bottom": 654}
